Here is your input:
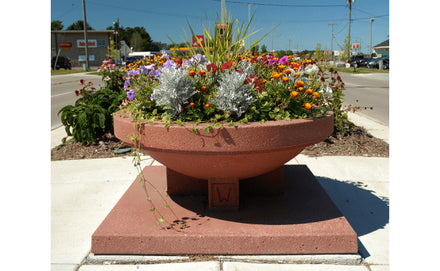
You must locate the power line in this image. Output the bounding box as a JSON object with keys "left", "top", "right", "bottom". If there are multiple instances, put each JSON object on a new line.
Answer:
{"left": 211, "top": 0, "right": 345, "bottom": 8}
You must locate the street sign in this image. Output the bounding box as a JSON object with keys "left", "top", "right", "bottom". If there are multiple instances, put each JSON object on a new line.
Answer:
{"left": 192, "top": 35, "right": 205, "bottom": 47}
{"left": 352, "top": 43, "right": 360, "bottom": 49}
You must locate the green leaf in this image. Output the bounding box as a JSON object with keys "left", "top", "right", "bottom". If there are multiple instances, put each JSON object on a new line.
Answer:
{"left": 159, "top": 216, "right": 165, "bottom": 222}
{"left": 165, "top": 204, "right": 170, "bottom": 208}
{"left": 150, "top": 208, "right": 156, "bottom": 212}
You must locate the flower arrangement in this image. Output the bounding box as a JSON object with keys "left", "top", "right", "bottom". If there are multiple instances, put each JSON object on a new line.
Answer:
{"left": 117, "top": 11, "right": 347, "bottom": 133}
{"left": 120, "top": 51, "right": 339, "bottom": 129}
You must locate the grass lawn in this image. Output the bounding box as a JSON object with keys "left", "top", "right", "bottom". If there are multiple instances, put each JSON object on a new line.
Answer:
{"left": 51, "top": 69, "right": 90, "bottom": 75}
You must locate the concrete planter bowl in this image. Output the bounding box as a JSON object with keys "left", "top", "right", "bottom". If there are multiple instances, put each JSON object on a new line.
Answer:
{"left": 113, "top": 110, "right": 334, "bottom": 209}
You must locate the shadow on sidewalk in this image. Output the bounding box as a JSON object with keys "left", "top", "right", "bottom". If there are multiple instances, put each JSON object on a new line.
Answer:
{"left": 316, "top": 176, "right": 389, "bottom": 237}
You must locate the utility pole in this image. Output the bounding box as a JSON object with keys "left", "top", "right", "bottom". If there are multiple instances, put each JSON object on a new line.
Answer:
{"left": 221, "top": 0, "right": 227, "bottom": 24}
{"left": 244, "top": 3, "right": 254, "bottom": 24}
{"left": 347, "top": 0, "right": 354, "bottom": 56}
{"left": 328, "top": 23, "right": 337, "bottom": 61}
{"left": 82, "top": 0, "right": 89, "bottom": 71}
{"left": 370, "top": 18, "right": 374, "bottom": 55}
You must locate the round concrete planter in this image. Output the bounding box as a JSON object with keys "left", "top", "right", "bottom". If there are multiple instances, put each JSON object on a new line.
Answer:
{"left": 113, "top": 110, "right": 334, "bottom": 208}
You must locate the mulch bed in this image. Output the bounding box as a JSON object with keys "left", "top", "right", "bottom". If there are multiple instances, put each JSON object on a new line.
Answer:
{"left": 51, "top": 126, "right": 388, "bottom": 161}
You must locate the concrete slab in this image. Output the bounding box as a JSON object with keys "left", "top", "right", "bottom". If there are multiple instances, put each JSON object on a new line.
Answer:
{"left": 78, "top": 262, "right": 220, "bottom": 271}
{"left": 87, "top": 254, "right": 190, "bottom": 264}
{"left": 287, "top": 155, "right": 389, "bottom": 264}
{"left": 223, "top": 262, "right": 368, "bottom": 271}
{"left": 51, "top": 264, "right": 78, "bottom": 271}
{"left": 86, "top": 254, "right": 361, "bottom": 265}
{"left": 92, "top": 165, "right": 357, "bottom": 255}
{"left": 51, "top": 157, "right": 153, "bottom": 266}
{"left": 347, "top": 112, "right": 389, "bottom": 143}
{"left": 221, "top": 254, "right": 361, "bottom": 264}
{"left": 369, "top": 265, "right": 389, "bottom": 271}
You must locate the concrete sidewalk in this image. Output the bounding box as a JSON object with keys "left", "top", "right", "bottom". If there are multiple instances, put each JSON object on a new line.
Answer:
{"left": 51, "top": 113, "right": 389, "bottom": 271}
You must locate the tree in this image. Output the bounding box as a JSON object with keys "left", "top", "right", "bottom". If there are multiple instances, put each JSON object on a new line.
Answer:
{"left": 130, "top": 32, "right": 143, "bottom": 51}
{"left": 51, "top": 20, "right": 64, "bottom": 30}
{"left": 340, "top": 36, "right": 351, "bottom": 62}
{"left": 107, "top": 24, "right": 156, "bottom": 51}
{"left": 260, "top": 44, "right": 267, "bottom": 54}
{"left": 314, "top": 43, "right": 323, "bottom": 62}
{"left": 66, "top": 20, "right": 94, "bottom": 30}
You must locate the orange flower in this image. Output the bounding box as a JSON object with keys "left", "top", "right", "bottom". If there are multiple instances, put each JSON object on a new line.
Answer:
{"left": 304, "top": 103, "right": 312, "bottom": 110}
{"left": 284, "top": 69, "right": 291, "bottom": 75}
{"left": 306, "top": 88, "right": 313, "bottom": 94}
{"left": 296, "top": 80, "right": 304, "bottom": 87}
{"left": 189, "top": 102, "right": 195, "bottom": 107}
{"left": 189, "top": 70, "right": 196, "bottom": 76}
{"left": 282, "top": 76, "right": 289, "bottom": 83}
{"left": 294, "top": 72, "right": 300, "bottom": 78}
{"left": 204, "top": 103, "right": 210, "bottom": 108}
{"left": 298, "top": 87, "right": 304, "bottom": 92}
{"left": 290, "top": 91, "right": 299, "bottom": 98}
{"left": 313, "top": 92, "right": 320, "bottom": 99}
{"left": 201, "top": 86, "right": 207, "bottom": 91}
{"left": 199, "top": 70, "right": 206, "bottom": 76}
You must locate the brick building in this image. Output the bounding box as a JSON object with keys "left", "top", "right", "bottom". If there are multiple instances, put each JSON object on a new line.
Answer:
{"left": 51, "top": 30, "right": 115, "bottom": 67}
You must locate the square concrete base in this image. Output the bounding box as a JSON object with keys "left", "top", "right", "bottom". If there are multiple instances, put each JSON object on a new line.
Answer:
{"left": 92, "top": 165, "right": 358, "bottom": 255}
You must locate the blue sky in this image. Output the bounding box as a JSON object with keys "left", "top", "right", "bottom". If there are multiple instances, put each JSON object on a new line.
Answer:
{"left": 51, "top": 0, "right": 389, "bottom": 54}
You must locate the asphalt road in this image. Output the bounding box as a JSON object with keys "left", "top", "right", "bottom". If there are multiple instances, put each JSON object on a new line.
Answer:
{"left": 339, "top": 72, "right": 389, "bottom": 126}
{"left": 51, "top": 73, "right": 105, "bottom": 130}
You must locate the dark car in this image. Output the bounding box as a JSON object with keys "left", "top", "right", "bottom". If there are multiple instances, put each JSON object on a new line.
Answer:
{"left": 51, "top": 56, "right": 72, "bottom": 70}
{"left": 358, "top": 57, "right": 373, "bottom": 67}
{"left": 349, "top": 55, "right": 364, "bottom": 67}
{"left": 367, "top": 56, "right": 389, "bottom": 69}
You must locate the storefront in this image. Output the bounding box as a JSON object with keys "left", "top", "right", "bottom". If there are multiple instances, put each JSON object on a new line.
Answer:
{"left": 51, "top": 30, "right": 115, "bottom": 67}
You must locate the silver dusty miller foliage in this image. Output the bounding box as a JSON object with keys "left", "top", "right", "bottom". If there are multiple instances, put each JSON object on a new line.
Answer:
{"left": 213, "top": 71, "right": 256, "bottom": 117}
{"left": 153, "top": 67, "right": 196, "bottom": 116}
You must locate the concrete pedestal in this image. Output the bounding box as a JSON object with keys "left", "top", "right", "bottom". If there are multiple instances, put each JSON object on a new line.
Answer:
{"left": 92, "top": 165, "right": 358, "bottom": 255}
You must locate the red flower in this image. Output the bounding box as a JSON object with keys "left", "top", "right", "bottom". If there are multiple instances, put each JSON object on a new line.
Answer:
{"left": 221, "top": 61, "right": 232, "bottom": 71}
{"left": 207, "top": 63, "right": 218, "bottom": 74}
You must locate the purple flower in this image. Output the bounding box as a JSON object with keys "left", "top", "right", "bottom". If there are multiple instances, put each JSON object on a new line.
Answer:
{"left": 268, "top": 58, "right": 279, "bottom": 65}
{"left": 127, "top": 69, "right": 139, "bottom": 77}
{"left": 149, "top": 69, "right": 161, "bottom": 78}
{"left": 193, "top": 54, "right": 206, "bottom": 63}
{"left": 160, "top": 50, "right": 170, "bottom": 60}
{"left": 163, "top": 60, "right": 176, "bottom": 68}
{"left": 150, "top": 92, "right": 156, "bottom": 101}
{"left": 139, "top": 66, "right": 148, "bottom": 75}
{"left": 124, "top": 78, "right": 130, "bottom": 89}
{"left": 127, "top": 89, "right": 136, "bottom": 101}
{"left": 279, "top": 56, "right": 289, "bottom": 64}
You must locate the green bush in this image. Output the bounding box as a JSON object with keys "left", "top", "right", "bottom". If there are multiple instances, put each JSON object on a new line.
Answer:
{"left": 58, "top": 73, "right": 126, "bottom": 144}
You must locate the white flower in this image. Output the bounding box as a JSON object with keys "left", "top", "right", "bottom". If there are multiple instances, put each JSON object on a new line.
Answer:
{"left": 320, "top": 86, "right": 333, "bottom": 98}
{"left": 304, "top": 64, "right": 319, "bottom": 74}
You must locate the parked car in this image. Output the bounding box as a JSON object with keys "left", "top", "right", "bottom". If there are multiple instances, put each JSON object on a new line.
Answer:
{"left": 349, "top": 55, "right": 364, "bottom": 67}
{"left": 51, "top": 56, "right": 72, "bottom": 70}
{"left": 367, "top": 56, "right": 389, "bottom": 69}
{"left": 358, "top": 57, "right": 373, "bottom": 67}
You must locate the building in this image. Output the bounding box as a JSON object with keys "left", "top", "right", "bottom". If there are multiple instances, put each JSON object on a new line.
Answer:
{"left": 372, "top": 39, "right": 389, "bottom": 57}
{"left": 51, "top": 30, "right": 115, "bottom": 67}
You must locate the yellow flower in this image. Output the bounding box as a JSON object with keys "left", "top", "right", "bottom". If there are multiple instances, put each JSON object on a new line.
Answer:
{"left": 313, "top": 92, "right": 320, "bottom": 99}
{"left": 306, "top": 88, "right": 313, "bottom": 94}
{"left": 304, "top": 103, "right": 312, "bottom": 110}
{"left": 290, "top": 91, "right": 299, "bottom": 98}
